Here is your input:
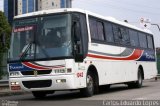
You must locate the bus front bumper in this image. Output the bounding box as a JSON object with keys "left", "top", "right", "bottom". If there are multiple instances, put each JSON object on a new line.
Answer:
{"left": 9, "top": 74, "right": 78, "bottom": 92}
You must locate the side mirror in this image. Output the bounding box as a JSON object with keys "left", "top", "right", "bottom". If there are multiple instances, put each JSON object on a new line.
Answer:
{"left": 73, "top": 22, "right": 80, "bottom": 42}
{"left": 73, "top": 21, "right": 83, "bottom": 62}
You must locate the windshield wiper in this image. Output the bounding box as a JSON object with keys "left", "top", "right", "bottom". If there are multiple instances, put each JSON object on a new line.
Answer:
{"left": 19, "top": 42, "right": 33, "bottom": 60}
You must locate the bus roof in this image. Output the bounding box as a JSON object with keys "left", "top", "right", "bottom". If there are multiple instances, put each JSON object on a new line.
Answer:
{"left": 14, "top": 8, "right": 153, "bottom": 35}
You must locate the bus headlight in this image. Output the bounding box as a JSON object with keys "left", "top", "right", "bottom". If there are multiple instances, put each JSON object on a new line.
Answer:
{"left": 11, "top": 82, "right": 19, "bottom": 85}
{"left": 9, "top": 71, "right": 20, "bottom": 77}
{"left": 56, "top": 79, "right": 66, "bottom": 83}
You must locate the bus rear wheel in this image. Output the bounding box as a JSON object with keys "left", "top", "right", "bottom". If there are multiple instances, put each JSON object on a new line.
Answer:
{"left": 135, "top": 69, "right": 143, "bottom": 88}
{"left": 128, "top": 69, "right": 143, "bottom": 88}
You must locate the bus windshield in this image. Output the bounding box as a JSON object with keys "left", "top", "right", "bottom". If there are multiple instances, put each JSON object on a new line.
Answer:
{"left": 9, "top": 14, "right": 72, "bottom": 62}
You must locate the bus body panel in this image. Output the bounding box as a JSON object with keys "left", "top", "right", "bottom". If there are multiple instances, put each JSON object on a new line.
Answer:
{"left": 86, "top": 42, "right": 157, "bottom": 85}
{"left": 9, "top": 59, "right": 88, "bottom": 91}
{"left": 8, "top": 8, "right": 157, "bottom": 93}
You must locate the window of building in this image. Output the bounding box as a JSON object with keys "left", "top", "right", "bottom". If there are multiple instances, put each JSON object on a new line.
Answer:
{"left": 52, "top": 2, "right": 54, "bottom": 6}
{"left": 139, "top": 32, "right": 147, "bottom": 48}
{"left": 28, "top": 0, "right": 34, "bottom": 12}
{"left": 22, "top": 0, "right": 27, "bottom": 14}
{"left": 129, "top": 29, "right": 139, "bottom": 47}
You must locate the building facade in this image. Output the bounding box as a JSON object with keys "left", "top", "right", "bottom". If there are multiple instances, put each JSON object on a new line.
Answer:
{"left": 4, "top": 0, "right": 18, "bottom": 25}
{"left": 17, "top": 0, "right": 37, "bottom": 15}
{"left": 17, "top": 0, "right": 72, "bottom": 15}
{"left": 38, "top": 0, "right": 61, "bottom": 11}
{"left": 4, "top": 0, "right": 72, "bottom": 24}
{"left": 37, "top": 0, "right": 72, "bottom": 11}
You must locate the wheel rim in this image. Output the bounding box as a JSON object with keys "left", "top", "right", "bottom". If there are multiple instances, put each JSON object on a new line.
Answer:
{"left": 87, "top": 75, "right": 93, "bottom": 93}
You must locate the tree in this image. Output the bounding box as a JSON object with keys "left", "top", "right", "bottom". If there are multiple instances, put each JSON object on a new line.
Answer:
{"left": 0, "top": 11, "right": 11, "bottom": 79}
{"left": 157, "top": 48, "right": 160, "bottom": 55}
{"left": 157, "top": 48, "right": 160, "bottom": 74}
{"left": 0, "top": 11, "right": 11, "bottom": 52}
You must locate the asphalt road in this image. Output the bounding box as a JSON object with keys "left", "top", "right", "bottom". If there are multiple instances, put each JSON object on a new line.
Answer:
{"left": 1, "top": 79, "right": 160, "bottom": 106}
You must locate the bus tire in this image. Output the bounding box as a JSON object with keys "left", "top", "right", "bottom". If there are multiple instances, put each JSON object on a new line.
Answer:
{"left": 32, "top": 91, "right": 47, "bottom": 99}
{"left": 128, "top": 69, "right": 143, "bottom": 88}
{"left": 80, "top": 72, "right": 94, "bottom": 97}
{"left": 135, "top": 69, "right": 143, "bottom": 88}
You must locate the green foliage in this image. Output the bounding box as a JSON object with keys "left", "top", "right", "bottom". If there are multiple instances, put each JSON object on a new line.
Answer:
{"left": 0, "top": 53, "right": 4, "bottom": 79}
{"left": 0, "top": 11, "right": 11, "bottom": 52}
{"left": 0, "top": 11, "right": 11, "bottom": 79}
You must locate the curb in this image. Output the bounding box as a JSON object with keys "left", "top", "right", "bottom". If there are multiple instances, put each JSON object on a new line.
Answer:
{"left": 0, "top": 92, "right": 28, "bottom": 97}
{"left": 0, "top": 87, "right": 29, "bottom": 97}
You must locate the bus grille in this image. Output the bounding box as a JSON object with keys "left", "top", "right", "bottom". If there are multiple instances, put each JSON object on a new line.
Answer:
{"left": 22, "top": 80, "right": 52, "bottom": 89}
{"left": 21, "top": 70, "right": 52, "bottom": 75}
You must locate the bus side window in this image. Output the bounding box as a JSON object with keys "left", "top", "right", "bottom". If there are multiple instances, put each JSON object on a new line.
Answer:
{"left": 139, "top": 32, "right": 147, "bottom": 48}
{"left": 97, "top": 21, "right": 105, "bottom": 41}
{"left": 147, "top": 35, "right": 154, "bottom": 49}
{"left": 112, "top": 24, "right": 121, "bottom": 44}
{"left": 89, "top": 18, "right": 98, "bottom": 40}
{"left": 105, "top": 22, "right": 114, "bottom": 43}
{"left": 120, "top": 27, "right": 130, "bottom": 46}
{"left": 129, "top": 29, "right": 139, "bottom": 47}
{"left": 89, "top": 17, "right": 105, "bottom": 42}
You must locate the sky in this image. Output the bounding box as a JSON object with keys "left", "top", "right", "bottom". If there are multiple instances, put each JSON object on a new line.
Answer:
{"left": 0, "top": 0, "right": 3, "bottom": 11}
{"left": 0, "top": 0, "right": 160, "bottom": 47}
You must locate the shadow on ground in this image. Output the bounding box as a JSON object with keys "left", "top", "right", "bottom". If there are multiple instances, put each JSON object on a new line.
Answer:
{"left": 24, "top": 84, "right": 150, "bottom": 101}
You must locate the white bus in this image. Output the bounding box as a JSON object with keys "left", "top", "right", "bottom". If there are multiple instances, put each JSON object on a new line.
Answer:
{"left": 8, "top": 8, "right": 157, "bottom": 98}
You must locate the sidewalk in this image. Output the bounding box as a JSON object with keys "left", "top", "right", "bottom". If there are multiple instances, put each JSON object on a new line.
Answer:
{"left": 0, "top": 87, "right": 11, "bottom": 96}
{"left": 0, "top": 87, "right": 28, "bottom": 97}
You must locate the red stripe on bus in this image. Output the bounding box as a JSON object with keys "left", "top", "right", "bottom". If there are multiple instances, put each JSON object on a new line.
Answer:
{"left": 87, "top": 49, "right": 143, "bottom": 60}
{"left": 30, "top": 62, "right": 65, "bottom": 69}
{"left": 22, "top": 62, "right": 49, "bottom": 70}
{"left": 22, "top": 62, "right": 65, "bottom": 70}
